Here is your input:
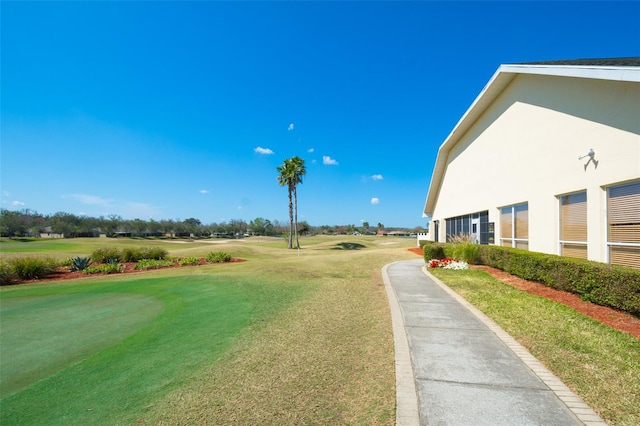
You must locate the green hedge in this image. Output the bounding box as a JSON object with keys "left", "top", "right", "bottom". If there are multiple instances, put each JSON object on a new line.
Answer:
{"left": 477, "top": 245, "right": 640, "bottom": 316}
{"left": 422, "top": 241, "right": 640, "bottom": 317}
{"left": 422, "top": 243, "right": 447, "bottom": 261}
{"left": 92, "top": 246, "right": 168, "bottom": 263}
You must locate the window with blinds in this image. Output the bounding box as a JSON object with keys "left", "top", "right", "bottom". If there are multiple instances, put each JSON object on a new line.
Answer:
{"left": 559, "top": 191, "right": 587, "bottom": 259}
{"left": 500, "top": 203, "right": 528, "bottom": 250}
{"left": 608, "top": 181, "right": 640, "bottom": 269}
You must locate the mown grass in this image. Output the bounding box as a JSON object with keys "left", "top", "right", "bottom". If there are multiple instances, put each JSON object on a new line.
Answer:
{"left": 430, "top": 268, "right": 640, "bottom": 426}
{"left": 0, "top": 236, "right": 242, "bottom": 261}
{"left": 0, "top": 236, "right": 417, "bottom": 425}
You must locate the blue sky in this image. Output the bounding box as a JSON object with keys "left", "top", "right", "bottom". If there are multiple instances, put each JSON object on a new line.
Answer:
{"left": 2, "top": 1, "right": 639, "bottom": 228}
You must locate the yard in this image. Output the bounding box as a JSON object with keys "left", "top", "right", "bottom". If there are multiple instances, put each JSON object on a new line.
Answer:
{"left": 1, "top": 236, "right": 638, "bottom": 425}
{"left": 0, "top": 236, "right": 417, "bottom": 425}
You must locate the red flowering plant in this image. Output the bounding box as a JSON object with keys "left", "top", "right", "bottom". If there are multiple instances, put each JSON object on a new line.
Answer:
{"left": 426, "top": 258, "right": 469, "bottom": 270}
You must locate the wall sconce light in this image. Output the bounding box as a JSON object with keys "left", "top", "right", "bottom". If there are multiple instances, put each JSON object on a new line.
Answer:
{"left": 579, "top": 149, "right": 598, "bottom": 169}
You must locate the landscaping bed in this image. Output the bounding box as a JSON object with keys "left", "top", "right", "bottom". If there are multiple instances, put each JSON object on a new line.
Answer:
{"left": 408, "top": 247, "right": 640, "bottom": 339}
{"left": 12, "top": 257, "right": 245, "bottom": 285}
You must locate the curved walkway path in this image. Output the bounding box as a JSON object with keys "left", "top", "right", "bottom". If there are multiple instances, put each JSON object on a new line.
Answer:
{"left": 383, "top": 259, "right": 607, "bottom": 426}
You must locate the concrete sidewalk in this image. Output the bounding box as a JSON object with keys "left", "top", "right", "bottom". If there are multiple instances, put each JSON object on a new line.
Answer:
{"left": 383, "top": 259, "right": 607, "bottom": 426}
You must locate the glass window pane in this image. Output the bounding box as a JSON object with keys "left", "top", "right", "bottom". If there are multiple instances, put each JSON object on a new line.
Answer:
{"left": 501, "top": 207, "right": 512, "bottom": 239}
{"left": 514, "top": 204, "right": 528, "bottom": 239}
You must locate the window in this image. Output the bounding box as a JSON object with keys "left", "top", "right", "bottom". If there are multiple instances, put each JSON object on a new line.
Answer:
{"left": 608, "top": 181, "right": 640, "bottom": 269}
{"left": 559, "top": 191, "right": 587, "bottom": 259}
{"left": 500, "top": 203, "right": 528, "bottom": 249}
{"left": 445, "top": 211, "right": 489, "bottom": 244}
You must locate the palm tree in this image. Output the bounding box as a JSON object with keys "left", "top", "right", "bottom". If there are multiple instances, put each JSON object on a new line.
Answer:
{"left": 277, "top": 156, "right": 306, "bottom": 249}
{"left": 277, "top": 159, "right": 296, "bottom": 249}
{"left": 290, "top": 156, "right": 306, "bottom": 249}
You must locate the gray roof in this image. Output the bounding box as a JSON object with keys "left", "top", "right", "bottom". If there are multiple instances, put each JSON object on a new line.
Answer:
{"left": 522, "top": 57, "right": 640, "bottom": 67}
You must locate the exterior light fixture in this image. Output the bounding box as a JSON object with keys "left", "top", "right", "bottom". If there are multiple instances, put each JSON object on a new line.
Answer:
{"left": 578, "top": 149, "right": 595, "bottom": 160}
{"left": 579, "top": 149, "right": 598, "bottom": 170}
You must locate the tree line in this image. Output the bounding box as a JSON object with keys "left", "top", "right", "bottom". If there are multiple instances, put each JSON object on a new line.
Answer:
{"left": 1, "top": 156, "right": 425, "bottom": 240}
{"left": 0, "top": 209, "right": 282, "bottom": 238}
{"left": 0, "top": 209, "right": 424, "bottom": 239}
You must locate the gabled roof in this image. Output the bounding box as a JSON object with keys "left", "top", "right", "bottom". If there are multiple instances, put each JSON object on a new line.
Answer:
{"left": 522, "top": 57, "right": 640, "bottom": 67}
{"left": 423, "top": 59, "right": 640, "bottom": 217}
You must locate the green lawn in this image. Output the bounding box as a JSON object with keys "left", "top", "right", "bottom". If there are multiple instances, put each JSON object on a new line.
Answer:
{"left": 6, "top": 236, "right": 634, "bottom": 425}
{"left": 0, "top": 236, "right": 417, "bottom": 425}
{"left": 430, "top": 268, "right": 640, "bottom": 426}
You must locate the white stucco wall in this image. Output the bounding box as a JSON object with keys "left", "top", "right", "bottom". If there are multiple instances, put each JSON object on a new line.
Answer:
{"left": 429, "top": 73, "right": 640, "bottom": 263}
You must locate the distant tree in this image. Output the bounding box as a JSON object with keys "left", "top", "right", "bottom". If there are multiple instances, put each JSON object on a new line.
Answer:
{"left": 377, "top": 222, "right": 384, "bottom": 230}
{"left": 147, "top": 219, "right": 162, "bottom": 235}
{"left": 263, "top": 219, "right": 275, "bottom": 236}
{"left": 159, "top": 219, "right": 175, "bottom": 236}
{"left": 0, "top": 209, "right": 27, "bottom": 237}
{"left": 183, "top": 218, "right": 202, "bottom": 236}
{"left": 106, "top": 215, "right": 122, "bottom": 237}
{"left": 277, "top": 158, "right": 297, "bottom": 248}
{"left": 297, "top": 220, "right": 310, "bottom": 236}
{"left": 362, "top": 221, "right": 370, "bottom": 233}
{"left": 131, "top": 218, "right": 147, "bottom": 237}
{"left": 183, "top": 218, "right": 201, "bottom": 227}
{"left": 272, "top": 219, "right": 288, "bottom": 236}
{"left": 50, "top": 212, "right": 81, "bottom": 236}
{"left": 227, "top": 219, "right": 247, "bottom": 236}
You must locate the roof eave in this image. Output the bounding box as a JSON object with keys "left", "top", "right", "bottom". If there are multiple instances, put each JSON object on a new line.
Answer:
{"left": 422, "top": 63, "right": 640, "bottom": 217}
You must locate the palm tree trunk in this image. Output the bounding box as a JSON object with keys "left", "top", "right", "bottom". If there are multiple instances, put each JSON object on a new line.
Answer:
{"left": 294, "top": 186, "right": 299, "bottom": 249}
{"left": 288, "top": 184, "right": 294, "bottom": 249}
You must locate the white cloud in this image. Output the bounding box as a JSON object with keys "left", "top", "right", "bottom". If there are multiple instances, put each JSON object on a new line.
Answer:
{"left": 67, "top": 193, "right": 112, "bottom": 206}
{"left": 3, "top": 191, "right": 10, "bottom": 197}
{"left": 371, "top": 174, "right": 383, "bottom": 181}
{"left": 122, "top": 201, "right": 162, "bottom": 219}
{"left": 288, "top": 123, "right": 294, "bottom": 131}
{"left": 11, "top": 200, "right": 25, "bottom": 206}
{"left": 254, "top": 146, "right": 274, "bottom": 155}
{"left": 199, "top": 189, "right": 209, "bottom": 194}
{"left": 371, "top": 197, "right": 380, "bottom": 205}
{"left": 307, "top": 148, "right": 314, "bottom": 153}
{"left": 323, "top": 155, "right": 338, "bottom": 166}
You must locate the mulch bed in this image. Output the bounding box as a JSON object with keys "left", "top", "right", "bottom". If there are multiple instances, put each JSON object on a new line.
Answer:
{"left": 15, "top": 258, "right": 246, "bottom": 284}
{"left": 408, "top": 248, "right": 640, "bottom": 339}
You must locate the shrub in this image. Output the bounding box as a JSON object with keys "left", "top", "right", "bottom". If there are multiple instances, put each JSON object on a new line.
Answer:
{"left": 9, "top": 256, "right": 59, "bottom": 280}
{"left": 0, "top": 261, "right": 17, "bottom": 285}
{"left": 70, "top": 257, "right": 92, "bottom": 272}
{"left": 142, "top": 246, "right": 168, "bottom": 260}
{"left": 418, "top": 239, "right": 432, "bottom": 249}
{"left": 422, "top": 243, "right": 446, "bottom": 262}
{"left": 91, "top": 247, "right": 122, "bottom": 264}
{"left": 121, "top": 247, "right": 145, "bottom": 262}
{"left": 135, "top": 259, "right": 173, "bottom": 270}
{"left": 451, "top": 242, "right": 480, "bottom": 264}
{"left": 83, "top": 263, "right": 123, "bottom": 275}
{"left": 178, "top": 257, "right": 201, "bottom": 266}
{"left": 477, "top": 245, "right": 640, "bottom": 316}
{"left": 206, "top": 251, "right": 232, "bottom": 263}
{"left": 447, "top": 234, "right": 481, "bottom": 264}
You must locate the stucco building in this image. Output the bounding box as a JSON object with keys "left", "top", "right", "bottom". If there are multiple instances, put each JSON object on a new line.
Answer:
{"left": 422, "top": 59, "right": 640, "bottom": 268}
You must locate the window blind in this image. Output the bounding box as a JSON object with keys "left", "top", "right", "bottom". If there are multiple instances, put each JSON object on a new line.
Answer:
{"left": 610, "top": 246, "right": 640, "bottom": 269}
{"left": 560, "top": 192, "right": 587, "bottom": 242}
{"left": 608, "top": 181, "right": 640, "bottom": 268}
{"left": 561, "top": 243, "right": 588, "bottom": 259}
{"left": 501, "top": 207, "right": 512, "bottom": 239}
{"left": 514, "top": 204, "right": 529, "bottom": 239}
{"left": 609, "top": 181, "right": 640, "bottom": 226}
